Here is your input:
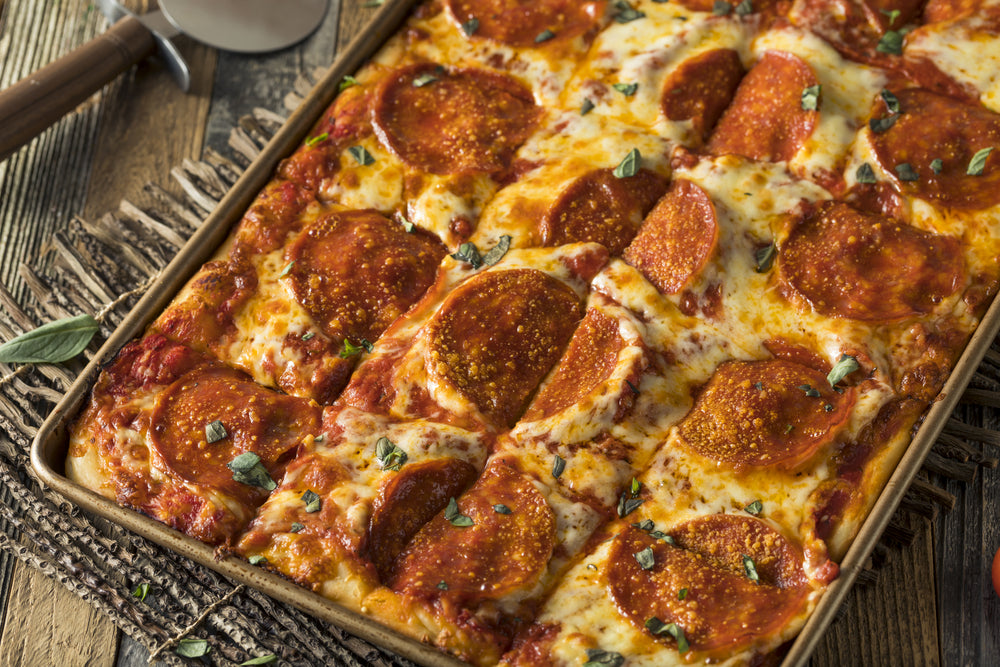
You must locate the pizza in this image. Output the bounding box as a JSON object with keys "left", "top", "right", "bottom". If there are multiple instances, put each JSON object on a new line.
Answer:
{"left": 65, "top": 0, "right": 1000, "bottom": 665}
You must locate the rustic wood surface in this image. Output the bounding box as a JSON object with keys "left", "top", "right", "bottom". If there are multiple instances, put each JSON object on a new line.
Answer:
{"left": 0, "top": 1, "right": 997, "bottom": 665}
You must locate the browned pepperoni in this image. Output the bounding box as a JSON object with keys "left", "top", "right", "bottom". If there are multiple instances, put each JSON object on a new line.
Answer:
{"left": 521, "top": 308, "right": 626, "bottom": 422}
{"left": 661, "top": 49, "right": 746, "bottom": 145}
{"left": 363, "top": 458, "right": 478, "bottom": 582}
{"left": 287, "top": 210, "right": 447, "bottom": 344}
{"left": 677, "top": 359, "right": 855, "bottom": 470}
{"left": 446, "top": 0, "right": 606, "bottom": 47}
{"left": 607, "top": 516, "right": 809, "bottom": 656}
{"left": 923, "top": 0, "right": 981, "bottom": 22}
{"left": 676, "top": 0, "right": 789, "bottom": 16}
{"left": 707, "top": 51, "right": 818, "bottom": 163}
{"left": 868, "top": 88, "right": 1000, "bottom": 210}
{"left": 372, "top": 64, "right": 540, "bottom": 176}
{"left": 538, "top": 168, "right": 668, "bottom": 255}
{"left": 791, "top": 0, "right": 924, "bottom": 65}
{"left": 100, "top": 334, "right": 205, "bottom": 399}
{"left": 778, "top": 201, "right": 965, "bottom": 321}
{"left": 150, "top": 367, "right": 320, "bottom": 497}
{"left": 231, "top": 180, "right": 314, "bottom": 261}
{"left": 425, "top": 269, "right": 583, "bottom": 428}
{"left": 388, "top": 460, "right": 556, "bottom": 602}
{"left": 623, "top": 179, "right": 718, "bottom": 295}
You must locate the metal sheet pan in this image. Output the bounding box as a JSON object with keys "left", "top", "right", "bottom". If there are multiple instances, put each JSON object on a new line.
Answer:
{"left": 30, "top": 1, "right": 1000, "bottom": 665}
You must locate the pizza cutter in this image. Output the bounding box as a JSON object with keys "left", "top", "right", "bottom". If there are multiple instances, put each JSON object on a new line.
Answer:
{"left": 0, "top": 0, "right": 329, "bottom": 162}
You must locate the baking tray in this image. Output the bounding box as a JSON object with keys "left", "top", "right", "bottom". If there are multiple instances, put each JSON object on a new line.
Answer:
{"left": 29, "top": 1, "right": 1000, "bottom": 665}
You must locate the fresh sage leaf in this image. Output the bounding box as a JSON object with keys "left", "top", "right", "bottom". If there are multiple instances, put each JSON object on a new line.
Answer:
{"left": 0, "top": 313, "right": 99, "bottom": 364}
{"left": 228, "top": 453, "right": 277, "bottom": 491}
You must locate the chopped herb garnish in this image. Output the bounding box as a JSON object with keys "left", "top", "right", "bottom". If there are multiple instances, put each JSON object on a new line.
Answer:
{"left": 824, "top": 403, "right": 834, "bottom": 412}
{"left": 482, "top": 235, "right": 512, "bottom": 267}
{"left": 743, "top": 554, "right": 760, "bottom": 583}
{"left": 228, "top": 453, "right": 277, "bottom": 491}
{"left": 617, "top": 492, "right": 645, "bottom": 518}
{"left": 634, "top": 518, "right": 654, "bottom": 531}
{"left": 493, "top": 503, "right": 512, "bottom": 514}
{"left": 613, "top": 148, "right": 641, "bottom": 178}
{"left": 583, "top": 648, "right": 625, "bottom": 667}
{"left": 461, "top": 17, "right": 479, "bottom": 37}
{"left": 882, "top": 8, "right": 901, "bottom": 26}
{"left": 340, "top": 338, "right": 373, "bottom": 358}
{"left": 305, "top": 132, "right": 329, "bottom": 147}
{"left": 240, "top": 656, "right": 278, "bottom": 666}
{"left": 132, "top": 583, "right": 150, "bottom": 602}
{"left": 856, "top": 162, "right": 877, "bottom": 184}
{"left": 302, "top": 489, "right": 322, "bottom": 513}
{"left": 290, "top": 522, "right": 305, "bottom": 533}
{"left": 876, "top": 30, "right": 904, "bottom": 55}
{"left": 535, "top": 29, "right": 556, "bottom": 43}
{"left": 375, "top": 436, "right": 408, "bottom": 471}
{"left": 634, "top": 546, "right": 655, "bottom": 570}
{"left": 412, "top": 72, "right": 438, "bottom": 87}
{"left": 931, "top": 158, "right": 943, "bottom": 174}
{"left": 869, "top": 114, "right": 899, "bottom": 133}
{"left": 645, "top": 617, "right": 690, "bottom": 653}
{"left": 205, "top": 420, "right": 227, "bottom": 444}
{"left": 437, "top": 580, "right": 449, "bottom": 590}
{"left": 801, "top": 84, "right": 821, "bottom": 111}
{"left": 713, "top": 0, "right": 732, "bottom": 15}
{"left": 799, "top": 384, "right": 821, "bottom": 398}
{"left": 630, "top": 477, "right": 641, "bottom": 496}
{"left": 613, "top": 82, "right": 638, "bottom": 97}
{"left": 754, "top": 242, "right": 776, "bottom": 273}
{"left": 754, "top": 381, "right": 764, "bottom": 391}
{"left": 827, "top": 354, "right": 860, "bottom": 386}
{"left": 552, "top": 455, "right": 566, "bottom": 479}
{"left": 784, "top": 423, "right": 794, "bottom": 434}
{"left": 626, "top": 379, "right": 640, "bottom": 395}
{"left": 176, "top": 638, "right": 211, "bottom": 658}
{"left": 678, "top": 587, "right": 688, "bottom": 600}
{"left": 735, "top": 0, "right": 753, "bottom": 15}
{"left": 650, "top": 530, "right": 674, "bottom": 544}
{"left": 401, "top": 218, "right": 415, "bottom": 233}
{"left": 339, "top": 75, "right": 359, "bottom": 92}
{"left": 895, "top": 163, "right": 919, "bottom": 181}
{"left": 248, "top": 554, "right": 267, "bottom": 565}
{"left": 614, "top": 0, "right": 645, "bottom": 23}
{"left": 278, "top": 260, "right": 295, "bottom": 277}
{"left": 445, "top": 497, "right": 474, "bottom": 526}
{"left": 744, "top": 499, "right": 763, "bottom": 515}
{"left": 348, "top": 145, "right": 375, "bottom": 166}
{"left": 881, "top": 89, "right": 900, "bottom": 114}
{"left": 968, "top": 147, "right": 994, "bottom": 175}
{"left": 301, "top": 331, "right": 315, "bottom": 341}
{"left": 451, "top": 241, "right": 484, "bottom": 269}
{"left": 581, "top": 98, "right": 595, "bottom": 115}
{"left": 314, "top": 434, "right": 325, "bottom": 443}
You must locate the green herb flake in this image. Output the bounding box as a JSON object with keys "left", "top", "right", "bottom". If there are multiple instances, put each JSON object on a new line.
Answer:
{"left": 734, "top": 0, "right": 753, "bottom": 15}
{"left": 176, "top": 638, "right": 211, "bottom": 659}
{"left": 650, "top": 530, "right": 674, "bottom": 544}
{"left": 744, "top": 499, "right": 763, "bottom": 515}
{"left": 305, "top": 132, "right": 329, "bottom": 147}
{"left": 205, "top": 420, "right": 228, "bottom": 444}
{"left": 240, "top": 656, "right": 278, "bottom": 666}
{"left": 613, "top": 82, "right": 639, "bottom": 97}
{"left": 968, "top": 147, "right": 994, "bottom": 175}
{"left": 633, "top": 518, "right": 654, "bottom": 531}
{"left": 799, "top": 384, "right": 821, "bottom": 398}
{"left": 482, "top": 234, "right": 512, "bottom": 267}
{"left": 630, "top": 477, "right": 641, "bottom": 496}
{"left": 634, "top": 546, "right": 655, "bottom": 570}
{"left": 931, "top": 158, "right": 944, "bottom": 174}
{"left": 856, "top": 162, "right": 877, "bottom": 184}
{"left": 290, "top": 522, "right": 305, "bottom": 533}
{"left": 876, "top": 30, "right": 904, "bottom": 56}
{"left": 754, "top": 242, "right": 776, "bottom": 273}
{"left": 340, "top": 338, "right": 366, "bottom": 358}
{"left": 613, "top": 148, "right": 641, "bottom": 178}
{"left": 869, "top": 114, "right": 899, "bottom": 133}
{"left": 743, "top": 554, "right": 760, "bottom": 583}
{"left": 348, "top": 145, "right": 375, "bottom": 166}
{"left": 583, "top": 648, "right": 625, "bottom": 667}
{"left": 301, "top": 332, "right": 315, "bottom": 341}
{"left": 461, "top": 17, "right": 479, "bottom": 37}
{"left": 800, "top": 84, "right": 821, "bottom": 111}
{"left": 375, "top": 436, "right": 408, "bottom": 471}
{"left": 301, "top": 489, "right": 322, "bottom": 513}
{"left": 436, "top": 580, "right": 449, "bottom": 590}
{"left": 445, "top": 497, "right": 474, "bottom": 527}
{"left": 248, "top": 554, "right": 267, "bottom": 566}
{"left": 784, "top": 423, "right": 794, "bottom": 434}
{"left": 827, "top": 354, "right": 860, "bottom": 387}
{"left": 0, "top": 313, "right": 99, "bottom": 364}
{"left": 278, "top": 261, "right": 295, "bottom": 278}
{"left": 493, "top": 503, "right": 512, "bottom": 514}
{"left": 881, "top": 89, "right": 900, "bottom": 114}
{"left": 132, "top": 583, "right": 150, "bottom": 602}
{"left": 626, "top": 379, "right": 640, "bottom": 395}
{"left": 581, "top": 98, "right": 595, "bottom": 115}
{"left": 339, "top": 75, "right": 359, "bottom": 92}
{"left": 678, "top": 587, "right": 688, "bottom": 600}
{"left": 401, "top": 218, "right": 415, "bottom": 233}
{"left": 713, "top": 0, "right": 733, "bottom": 15}
{"left": 228, "top": 453, "right": 277, "bottom": 491}
{"left": 645, "top": 617, "right": 690, "bottom": 653}
{"left": 617, "top": 492, "right": 645, "bottom": 518}
{"left": 824, "top": 403, "right": 834, "bottom": 412}
{"left": 535, "top": 29, "right": 556, "bottom": 43}
{"left": 754, "top": 381, "right": 764, "bottom": 391}
{"left": 412, "top": 72, "right": 438, "bottom": 87}
{"left": 895, "top": 162, "right": 919, "bottom": 181}
{"left": 552, "top": 455, "right": 567, "bottom": 479}
{"left": 451, "top": 241, "right": 484, "bottom": 269}
{"left": 614, "top": 0, "right": 645, "bottom": 23}
{"left": 882, "top": 8, "right": 901, "bottom": 26}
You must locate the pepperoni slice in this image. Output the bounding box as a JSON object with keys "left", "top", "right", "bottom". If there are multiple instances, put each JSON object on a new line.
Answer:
{"left": 868, "top": 88, "right": 1000, "bottom": 210}
{"left": 661, "top": 49, "right": 746, "bottom": 144}
{"left": 923, "top": 0, "right": 981, "bottom": 22}
{"left": 287, "top": 210, "right": 447, "bottom": 344}
{"left": 623, "top": 179, "right": 718, "bottom": 295}
{"left": 425, "top": 269, "right": 583, "bottom": 428}
{"left": 372, "top": 64, "right": 540, "bottom": 176}
{"left": 388, "top": 460, "right": 556, "bottom": 602}
{"left": 778, "top": 201, "right": 964, "bottom": 321}
{"left": 150, "top": 367, "right": 320, "bottom": 497}
{"left": 791, "top": 0, "right": 923, "bottom": 66}
{"left": 364, "top": 458, "right": 478, "bottom": 582}
{"left": 231, "top": 180, "right": 313, "bottom": 261}
{"left": 677, "top": 359, "right": 855, "bottom": 470}
{"left": 446, "top": 0, "right": 606, "bottom": 47}
{"left": 707, "top": 51, "right": 819, "bottom": 163}
{"left": 675, "top": 0, "right": 788, "bottom": 16}
{"left": 538, "top": 168, "right": 668, "bottom": 256}
{"left": 607, "top": 516, "right": 809, "bottom": 656}
{"left": 521, "top": 308, "right": 625, "bottom": 422}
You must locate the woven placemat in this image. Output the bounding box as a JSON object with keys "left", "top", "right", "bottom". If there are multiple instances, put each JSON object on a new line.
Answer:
{"left": 1, "top": 83, "right": 998, "bottom": 665}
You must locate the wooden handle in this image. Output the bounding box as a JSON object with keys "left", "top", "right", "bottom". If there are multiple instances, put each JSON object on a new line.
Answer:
{"left": 0, "top": 16, "right": 155, "bottom": 162}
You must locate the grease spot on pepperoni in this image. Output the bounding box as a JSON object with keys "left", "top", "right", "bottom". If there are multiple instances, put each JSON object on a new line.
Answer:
{"left": 388, "top": 460, "right": 556, "bottom": 603}
{"left": 623, "top": 179, "right": 719, "bottom": 295}
{"left": 661, "top": 49, "right": 746, "bottom": 145}
{"left": 425, "top": 269, "right": 583, "bottom": 428}
{"left": 521, "top": 308, "right": 626, "bottom": 422}
{"left": 607, "top": 516, "right": 809, "bottom": 656}
{"left": 364, "top": 458, "right": 478, "bottom": 583}
{"left": 778, "top": 201, "right": 964, "bottom": 321}
{"left": 538, "top": 168, "right": 668, "bottom": 255}
{"left": 287, "top": 210, "right": 447, "bottom": 344}
{"left": 707, "top": 51, "right": 819, "bottom": 163}
{"left": 150, "top": 367, "right": 320, "bottom": 497}
{"left": 372, "top": 64, "right": 540, "bottom": 176}
{"left": 868, "top": 88, "right": 1000, "bottom": 210}
{"left": 677, "top": 359, "right": 855, "bottom": 470}
{"left": 446, "top": 0, "right": 605, "bottom": 47}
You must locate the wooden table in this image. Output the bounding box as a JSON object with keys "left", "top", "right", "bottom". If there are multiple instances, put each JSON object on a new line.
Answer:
{"left": 0, "top": 1, "right": 997, "bottom": 665}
